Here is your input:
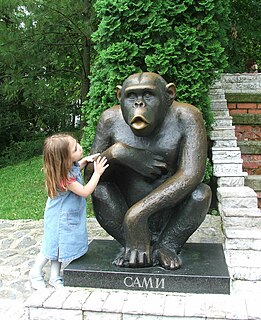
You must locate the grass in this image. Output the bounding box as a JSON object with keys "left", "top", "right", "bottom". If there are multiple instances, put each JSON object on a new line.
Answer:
{"left": 0, "top": 156, "right": 94, "bottom": 220}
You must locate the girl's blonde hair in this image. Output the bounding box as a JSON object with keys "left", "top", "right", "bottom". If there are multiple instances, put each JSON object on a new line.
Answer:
{"left": 43, "top": 133, "right": 74, "bottom": 198}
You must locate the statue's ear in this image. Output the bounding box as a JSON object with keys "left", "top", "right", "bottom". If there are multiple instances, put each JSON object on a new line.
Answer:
{"left": 116, "top": 85, "right": 122, "bottom": 101}
{"left": 166, "top": 83, "right": 176, "bottom": 100}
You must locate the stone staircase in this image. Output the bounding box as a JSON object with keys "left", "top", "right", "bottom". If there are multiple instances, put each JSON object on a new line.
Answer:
{"left": 209, "top": 77, "right": 261, "bottom": 294}
{"left": 224, "top": 74, "right": 261, "bottom": 208}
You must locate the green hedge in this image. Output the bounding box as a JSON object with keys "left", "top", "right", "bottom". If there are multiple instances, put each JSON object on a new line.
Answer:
{"left": 82, "top": 0, "right": 230, "bottom": 152}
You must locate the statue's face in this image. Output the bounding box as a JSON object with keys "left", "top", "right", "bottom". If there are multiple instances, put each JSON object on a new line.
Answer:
{"left": 119, "top": 73, "right": 172, "bottom": 137}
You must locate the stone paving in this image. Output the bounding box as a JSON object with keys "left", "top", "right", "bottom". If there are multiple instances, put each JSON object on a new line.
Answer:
{"left": 0, "top": 218, "right": 112, "bottom": 319}
{"left": 0, "top": 216, "right": 260, "bottom": 319}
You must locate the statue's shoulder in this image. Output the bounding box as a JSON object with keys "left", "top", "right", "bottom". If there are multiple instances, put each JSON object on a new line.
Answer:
{"left": 100, "top": 105, "right": 121, "bottom": 121}
{"left": 171, "top": 101, "right": 203, "bottom": 120}
{"left": 97, "top": 105, "right": 123, "bottom": 133}
{"left": 102, "top": 106, "right": 121, "bottom": 118}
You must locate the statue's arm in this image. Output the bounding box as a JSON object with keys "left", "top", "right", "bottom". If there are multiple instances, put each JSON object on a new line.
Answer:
{"left": 85, "top": 108, "right": 167, "bottom": 181}
{"left": 126, "top": 105, "right": 207, "bottom": 220}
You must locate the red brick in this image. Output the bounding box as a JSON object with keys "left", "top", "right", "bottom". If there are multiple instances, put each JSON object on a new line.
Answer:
{"left": 257, "top": 104, "right": 261, "bottom": 109}
{"left": 227, "top": 103, "right": 236, "bottom": 109}
{"left": 237, "top": 103, "right": 257, "bottom": 109}
{"left": 251, "top": 155, "right": 261, "bottom": 161}
{"left": 243, "top": 162, "right": 260, "bottom": 169}
{"left": 229, "top": 109, "right": 247, "bottom": 115}
{"left": 248, "top": 109, "right": 261, "bottom": 114}
{"left": 244, "top": 168, "right": 255, "bottom": 175}
{"left": 240, "top": 132, "right": 260, "bottom": 140}
{"left": 236, "top": 125, "right": 253, "bottom": 132}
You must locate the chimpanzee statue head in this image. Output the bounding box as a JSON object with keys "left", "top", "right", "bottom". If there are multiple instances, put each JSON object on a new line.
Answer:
{"left": 117, "top": 72, "right": 176, "bottom": 137}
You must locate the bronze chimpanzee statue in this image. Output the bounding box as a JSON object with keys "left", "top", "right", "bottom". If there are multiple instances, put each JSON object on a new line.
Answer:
{"left": 85, "top": 72, "right": 212, "bottom": 270}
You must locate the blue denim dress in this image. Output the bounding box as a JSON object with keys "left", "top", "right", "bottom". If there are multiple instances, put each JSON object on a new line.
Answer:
{"left": 41, "top": 162, "right": 88, "bottom": 262}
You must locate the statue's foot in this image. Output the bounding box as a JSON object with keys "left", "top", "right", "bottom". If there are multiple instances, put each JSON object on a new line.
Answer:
{"left": 153, "top": 247, "right": 182, "bottom": 270}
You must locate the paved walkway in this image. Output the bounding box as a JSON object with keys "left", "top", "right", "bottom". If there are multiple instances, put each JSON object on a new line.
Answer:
{"left": 0, "top": 215, "right": 229, "bottom": 319}
{"left": 0, "top": 218, "right": 113, "bottom": 319}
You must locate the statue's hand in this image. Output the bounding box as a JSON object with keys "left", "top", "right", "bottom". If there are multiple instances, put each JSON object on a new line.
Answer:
{"left": 114, "top": 206, "right": 152, "bottom": 267}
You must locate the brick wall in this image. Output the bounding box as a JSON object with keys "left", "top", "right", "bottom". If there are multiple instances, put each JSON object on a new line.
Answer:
{"left": 228, "top": 102, "right": 261, "bottom": 115}
{"left": 227, "top": 102, "right": 261, "bottom": 176}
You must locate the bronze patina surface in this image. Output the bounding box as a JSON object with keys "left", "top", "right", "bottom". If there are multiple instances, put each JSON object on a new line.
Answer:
{"left": 85, "top": 72, "right": 212, "bottom": 270}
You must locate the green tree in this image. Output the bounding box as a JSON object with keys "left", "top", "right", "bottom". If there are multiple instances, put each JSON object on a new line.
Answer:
{"left": 0, "top": 0, "right": 95, "bottom": 159}
{"left": 82, "top": 0, "right": 230, "bottom": 152}
{"left": 226, "top": 0, "right": 261, "bottom": 72}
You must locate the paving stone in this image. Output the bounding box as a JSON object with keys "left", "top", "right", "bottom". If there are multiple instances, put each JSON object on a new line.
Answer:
{"left": 62, "top": 288, "right": 91, "bottom": 310}
{"left": 245, "top": 294, "right": 261, "bottom": 319}
{"left": 142, "top": 292, "right": 166, "bottom": 315}
{"left": 82, "top": 289, "right": 110, "bottom": 312}
{"left": 29, "top": 307, "right": 82, "bottom": 320}
{"left": 43, "top": 287, "right": 72, "bottom": 309}
{"left": 122, "top": 292, "right": 148, "bottom": 314}
{"left": 102, "top": 290, "right": 129, "bottom": 313}
{"left": 162, "top": 294, "right": 185, "bottom": 317}
{"left": 184, "top": 294, "right": 206, "bottom": 318}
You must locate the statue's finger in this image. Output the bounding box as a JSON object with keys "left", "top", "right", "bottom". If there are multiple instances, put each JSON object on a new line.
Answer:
{"left": 138, "top": 252, "right": 146, "bottom": 266}
{"left": 129, "top": 249, "right": 138, "bottom": 267}
{"left": 154, "top": 155, "right": 164, "bottom": 161}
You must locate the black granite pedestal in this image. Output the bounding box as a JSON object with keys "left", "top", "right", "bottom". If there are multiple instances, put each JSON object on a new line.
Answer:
{"left": 64, "top": 239, "right": 230, "bottom": 294}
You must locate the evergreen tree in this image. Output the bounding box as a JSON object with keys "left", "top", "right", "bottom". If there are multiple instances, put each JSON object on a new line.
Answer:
{"left": 82, "top": 0, "right": 230, "bottom": 152}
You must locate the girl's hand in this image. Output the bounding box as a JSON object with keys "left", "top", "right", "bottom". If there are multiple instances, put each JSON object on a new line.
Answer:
{"left": 84, "top": 153, "right": 100, "bottom": 163}
{"left": 94, "top": 156, "right": 109, "bottom": 176}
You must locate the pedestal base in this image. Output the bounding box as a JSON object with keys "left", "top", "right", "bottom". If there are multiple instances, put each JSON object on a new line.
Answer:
{"left": 64, "top": 239, "right": 230, "bottom": 294}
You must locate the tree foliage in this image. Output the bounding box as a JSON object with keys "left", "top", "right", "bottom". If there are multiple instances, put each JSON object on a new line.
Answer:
{"left": 225, "top": 0, "right": 261, "bottom": 72}
{"left": 0, "top": 0, "right": 95, "bottom": 160}
{"left": 82, "top": 0, "right": 230, "bottom": 152}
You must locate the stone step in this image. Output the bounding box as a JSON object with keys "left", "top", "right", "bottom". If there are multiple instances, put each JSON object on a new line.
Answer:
{"left": 224, "top": 227, "right": 261, "bottom": 240}
{"left": 228, "top": 266, "right": 261, "bottom": 281}
{"left": 217, "top": 186, "right": 258, "bottom": 208}
{"left": 210, "top": 100, "right": 228, "bottom": 109}
{"left": 213, "top": 160, "right": 244, "bottom": 177}
{"left": 212, "top": 139, "right": 238, "bottom": 148}
{"left": 222, "top": 216, "right": 261, "bottom": 229}
{"left": 212, "top": 148, "right": 242, "bottom": 161}
{"left": 212, "top": 109, "right": 230, "bottom": 117}
{"left": 213, "top": 116, "right": 233, "bottom": 127}
{"left": 225, "top": 238, "right": 261, "bottom": 251}
{"left": 210, "top": 127, "right": 236, "bottom": 140}
{"left": 209, "top": 93, "right": 226, "bottom": 100}
{"left": 225, "top": 249, "right": 261, "bottom": 268}
{"left": 217, "top": 176, "right": 246, "bottom": 187}
{"left": 220, "top": 207, "right": 261, "bottom": 217}
{"left": 245, "top": 175, "right": 261, "bottom": 191}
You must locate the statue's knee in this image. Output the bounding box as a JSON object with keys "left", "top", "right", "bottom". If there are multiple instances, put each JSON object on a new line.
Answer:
{"left": 191, "top": 183, "right": 212, "bottom": 203}
{"left": 93, "top": 183, "right": 110, "bottom": 201}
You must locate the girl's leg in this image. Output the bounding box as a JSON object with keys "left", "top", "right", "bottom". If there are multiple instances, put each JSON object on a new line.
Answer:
{"left": 29, "top": 252, "right": 48, "bottom": 289}
{"left": 49, "top": 260, "right": 64, "bottom": 289}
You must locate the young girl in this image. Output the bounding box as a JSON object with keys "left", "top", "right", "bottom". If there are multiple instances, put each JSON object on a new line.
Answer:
{"left": 29, "top": 133, "right": 108, "bottom": 289}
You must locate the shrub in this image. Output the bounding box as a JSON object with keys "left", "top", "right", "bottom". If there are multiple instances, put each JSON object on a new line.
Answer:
{"left": 0, "top": 136, "right": 45, "bottom": 168}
